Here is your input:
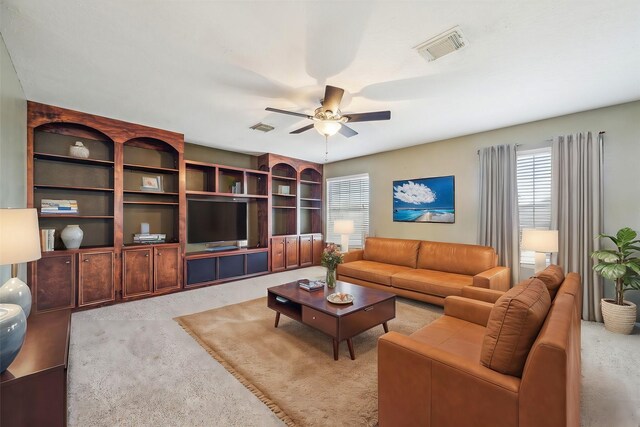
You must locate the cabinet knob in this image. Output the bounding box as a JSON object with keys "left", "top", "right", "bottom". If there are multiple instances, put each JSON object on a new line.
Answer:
{"left": 65, "top": 261, "right": 71, "bottom": 264}
{"left": 83, "top": 259, "right": 89, "bottom": 262}
{"left": 145, "top": 254, "right": 149, "bottom": 257}
{"left": 157, "top": 252, "right": 162, "bottom": 256}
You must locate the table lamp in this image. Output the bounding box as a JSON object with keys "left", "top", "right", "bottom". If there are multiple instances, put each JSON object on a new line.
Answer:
{"left": 333, "top": 220, "right": 354, "bottom": 253}
{"left": 521, "top": 229, "right": 559, "bottom": 274}
{"left": 0, "top": 208, "right": 42, "bottom": 317}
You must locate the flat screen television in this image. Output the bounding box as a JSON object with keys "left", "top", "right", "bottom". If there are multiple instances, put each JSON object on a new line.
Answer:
{"left": 188, "top": 200, "right": 247, "bottom": 244}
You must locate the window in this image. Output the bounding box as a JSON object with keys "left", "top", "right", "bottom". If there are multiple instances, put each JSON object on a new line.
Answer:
{"left": 326, "top": 174, "right": 370, "bottom": 249}
{"left": 516, "top": 147, "right": 552, "bottom": 265}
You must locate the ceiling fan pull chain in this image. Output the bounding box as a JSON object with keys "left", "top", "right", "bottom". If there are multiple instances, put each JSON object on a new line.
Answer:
{"left": 325, "top": 135, "right": 329, "bottom": 162}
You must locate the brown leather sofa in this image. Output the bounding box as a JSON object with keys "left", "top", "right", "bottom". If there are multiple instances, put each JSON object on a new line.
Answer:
{"left": 337, "top": 237, "right": 510, "bottom": 306}
{"left": 378, "top": 266, "right": 581, "bottom": 427}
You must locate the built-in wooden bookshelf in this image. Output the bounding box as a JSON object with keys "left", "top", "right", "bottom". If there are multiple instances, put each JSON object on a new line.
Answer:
{"left": 258, "top": 153, "right": 324, "bottom": 271}
{"left": 27, "top": 102, "right": 186, "bottom": 312}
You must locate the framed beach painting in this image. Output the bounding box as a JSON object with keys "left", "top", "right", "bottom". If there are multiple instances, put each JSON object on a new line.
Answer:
{"left": 393, "top": 175, "right": 455, "bottom": 223}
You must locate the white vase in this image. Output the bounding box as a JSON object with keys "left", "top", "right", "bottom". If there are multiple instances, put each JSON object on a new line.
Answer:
{"left": 601, "top": 298, "right": 637, "bottom": 335}
{"left": 61, "top": 224, "right": 83, "bottom": 249}
{"left": 69, "top": 141, "right": 90, "bottom": 158}
{"left": 0, "top": 278, "right": 32, "bottom": 317}
{"left": 0, "top": 304, "right": 27, "bottom": 372}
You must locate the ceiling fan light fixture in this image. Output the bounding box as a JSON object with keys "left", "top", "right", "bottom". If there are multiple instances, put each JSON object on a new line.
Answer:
{"left": 314, "top": 120, "right": 342, "bottom": 137}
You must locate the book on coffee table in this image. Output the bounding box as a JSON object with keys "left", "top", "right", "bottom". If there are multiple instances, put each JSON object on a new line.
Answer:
{"left": 298, "top": 279, "right": 325, "bottom": 292}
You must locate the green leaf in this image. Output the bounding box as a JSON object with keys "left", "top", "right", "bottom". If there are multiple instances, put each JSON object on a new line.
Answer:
{"left": 596, "top": 233, "right": 619, "bottom": 245}
{"left": 625, "top": 261, "right": 640, "bottom": 276}
{"left": 616, "top": 227, "right": 637, "bottom": 243}
{"left": 593, "top": 263, "right": 606, "bottom": 273}
{"left": 599, "top": 264, "right": 627, "bottom": 280}
{"left": 627, "top": 245, "right": 640, "bottom": 252}
{"left": 592, "top": 250, "right": 620, "bottom": 263}
{"left": 622, "top": 275, "right": 640, "bottom": 291}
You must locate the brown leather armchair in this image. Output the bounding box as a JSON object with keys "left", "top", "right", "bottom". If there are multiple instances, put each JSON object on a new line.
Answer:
{"left": 378, "top": 272, "right": 581, "bottom": 427}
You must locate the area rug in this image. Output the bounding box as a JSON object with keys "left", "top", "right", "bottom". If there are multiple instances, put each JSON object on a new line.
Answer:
{"left": 175, "top": 297, "right": 441, "bottom": 426}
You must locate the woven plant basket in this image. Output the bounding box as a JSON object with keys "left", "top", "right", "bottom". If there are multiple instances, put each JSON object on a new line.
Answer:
{"left": 601, "top": 298, "right": 637, "bottom": 335}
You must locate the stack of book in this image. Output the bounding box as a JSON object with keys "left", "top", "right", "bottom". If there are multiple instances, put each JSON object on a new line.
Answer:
{"left": 41, "top": 199, "right": 78, "bottom": 215}
{"left": 133, "top": 233, "right": 166, "bottom": 244}
{"left": 298, "top": 279, "right": 325, "bottom": 292}
{"left": 40, "top": 229, "right": 55, "bottom": 251}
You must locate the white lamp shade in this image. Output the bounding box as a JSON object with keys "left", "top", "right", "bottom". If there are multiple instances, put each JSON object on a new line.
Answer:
{"left": 521, "top": 229, "right": 559, "bottom": 253}
{"left": 333, "top": 219, "right": 355, "bottom": 234}
{"left": 314, "top": 121, "right": 342, "bottom": 137}
{"left": 0, "top": 208, "right": 42, "bottom": 265}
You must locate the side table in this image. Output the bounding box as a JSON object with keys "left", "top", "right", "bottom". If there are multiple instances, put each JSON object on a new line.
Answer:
{"left": 1, "top": 309, "right": 71, "bottom": 427}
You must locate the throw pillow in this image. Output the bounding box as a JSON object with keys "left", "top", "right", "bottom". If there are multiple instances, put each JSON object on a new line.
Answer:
{"left": 480, "top": 278, "right": 551, "bottom": 377}
{"left": 534, "top": 264, "right": 565, "bottom": 300}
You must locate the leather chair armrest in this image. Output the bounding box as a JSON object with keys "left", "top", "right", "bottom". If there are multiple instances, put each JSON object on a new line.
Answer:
{"left": 444, "top": 296, "right": 494, "bottom": 327}
{"left": 341, "top": 249, "right": 364, "bottom": 263}
{"left": 462, "top": 286, "right": 505, "bottom": 304}
{"left": 473, "top": 266, "right": 511, "bottom": 291}
{"left": 379, "top": 332, "right": 520, "bottom": 427}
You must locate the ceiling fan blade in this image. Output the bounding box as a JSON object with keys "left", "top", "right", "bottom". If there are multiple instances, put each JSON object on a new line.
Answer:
{"left": 322, "top": 85, "right": 344, "bottom": 113}
{"left": 338, "top": 124, "right": 358, "bottom": 138}
{"left": 344, "top": 110, "right": 391, "bottom": 122}
{"left": 265, "top": 107, "right": 313, "bottom": 119}
{"left": 290, "top": 124, "right": 315, "bottom": 134}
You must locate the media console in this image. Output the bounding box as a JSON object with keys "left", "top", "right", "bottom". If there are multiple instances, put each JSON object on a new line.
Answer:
{"left": 185, "top": 247, "right": 269, "bottom": 287}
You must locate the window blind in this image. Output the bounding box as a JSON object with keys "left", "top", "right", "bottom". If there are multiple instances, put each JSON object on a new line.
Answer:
{"left": 516, "top": 147, "right": 552, "bottom": 265}
{"left": 326, "top": 174, "right": 370, "bottom": 249}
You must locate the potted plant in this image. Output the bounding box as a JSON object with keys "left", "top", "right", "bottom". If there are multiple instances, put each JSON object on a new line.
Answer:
{"left": 321, "top": 243, "right": 344, "bottom": 289}
{"left": 592, "top": 227, "right": 640, "bottom": 334}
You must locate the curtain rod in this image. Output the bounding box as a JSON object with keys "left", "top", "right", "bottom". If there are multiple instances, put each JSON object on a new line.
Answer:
{"left": 476, "top": 131, "right": 606, "bottom": 154}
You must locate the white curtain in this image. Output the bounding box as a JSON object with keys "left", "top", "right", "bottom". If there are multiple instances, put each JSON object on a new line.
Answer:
{"left": 552, "top": 132, "right": 604, "bottom": 322}
{"left": 478, "top": 144, "right": 520, "bottom": 285}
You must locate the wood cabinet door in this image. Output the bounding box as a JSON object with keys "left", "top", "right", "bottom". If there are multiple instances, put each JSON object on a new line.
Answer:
{"left": 299, "top": 235, "right": 313, "bottom": 267}
{"left": 78, "top": 251, "right": 115, "bottom": 307}
{"left": 312, "top": 234, "right": 324, "bottom": 266}
{"left": 123, "top": 248, "right": 153, "bottom": 298}
{"left": 154, "top": 245, "right": 181, "bottom": 293}
{"left": 285, "top": 236, "right": 299, "bottom": 269}
{"left": 271, "top": 237, "right": 285, "bottom": 272}
{"left": 34, "top": 254, "right": 76, "bottom": 313}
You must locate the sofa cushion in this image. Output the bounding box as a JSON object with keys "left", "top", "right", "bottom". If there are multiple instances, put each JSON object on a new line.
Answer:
{"left": 417, "top": 241, "right": 497, "bottom": 275}
{"left": 534, "top": 264, "right": 565, "bottom": 300}
{"left": 410, "top": 315, "right": 486, "bottom": 361}
{"left": 337, "top": 260, "right": 413, "bottom": 286}
{"left": 391, "top": 269, "right": 473, "bottom": 297}
{"left": 480, "top": 278, "right": 551, "bottom": 377}
{"left": 363, "top": 237, "right": 420, "bottom": 268}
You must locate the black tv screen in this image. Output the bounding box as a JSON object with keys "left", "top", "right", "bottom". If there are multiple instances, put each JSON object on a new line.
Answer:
{"left": 188, "top": 200, "right": 247, "bottom": 243}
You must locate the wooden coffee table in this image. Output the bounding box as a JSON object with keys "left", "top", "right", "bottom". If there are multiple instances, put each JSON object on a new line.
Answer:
{"left": 267, "top": 280, "right": 396, "bottom": 360}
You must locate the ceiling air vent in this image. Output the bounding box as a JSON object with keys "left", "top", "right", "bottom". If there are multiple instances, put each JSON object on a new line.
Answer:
{"left": 414, "top": 26, "right": 466, "bottom": 62}
{"left": 250, "top": 122, "right": 274, "bottom": 133}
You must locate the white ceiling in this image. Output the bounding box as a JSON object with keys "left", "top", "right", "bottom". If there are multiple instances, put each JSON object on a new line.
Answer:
{"left": 2, "top": 1, "right": 640, "bottom": 164}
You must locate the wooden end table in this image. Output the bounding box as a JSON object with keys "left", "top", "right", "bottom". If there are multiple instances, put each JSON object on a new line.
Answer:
{"left": 267, "top": 280, "right": 395, "bottom": 360}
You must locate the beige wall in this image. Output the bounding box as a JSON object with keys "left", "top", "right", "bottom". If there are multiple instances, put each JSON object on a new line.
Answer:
{"left": 325, "top": 101, "right": 640, "bottom": 313}
{"left": 0, "top": 34, "right": 28, "bottom": 282}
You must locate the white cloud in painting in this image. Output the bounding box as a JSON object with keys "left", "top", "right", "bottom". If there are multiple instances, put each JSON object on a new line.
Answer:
{"left": 394, "top": 181, "right": 436, "bottom": 205}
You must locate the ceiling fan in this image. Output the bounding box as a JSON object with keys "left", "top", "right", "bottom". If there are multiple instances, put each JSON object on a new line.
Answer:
{"left": 265, "top": 85, "right": 391, "bottom": 138}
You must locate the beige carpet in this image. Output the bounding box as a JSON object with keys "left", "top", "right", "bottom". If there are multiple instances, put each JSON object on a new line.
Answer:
{"left": 175, "top": 297, "right": 441, "bottom": 426}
